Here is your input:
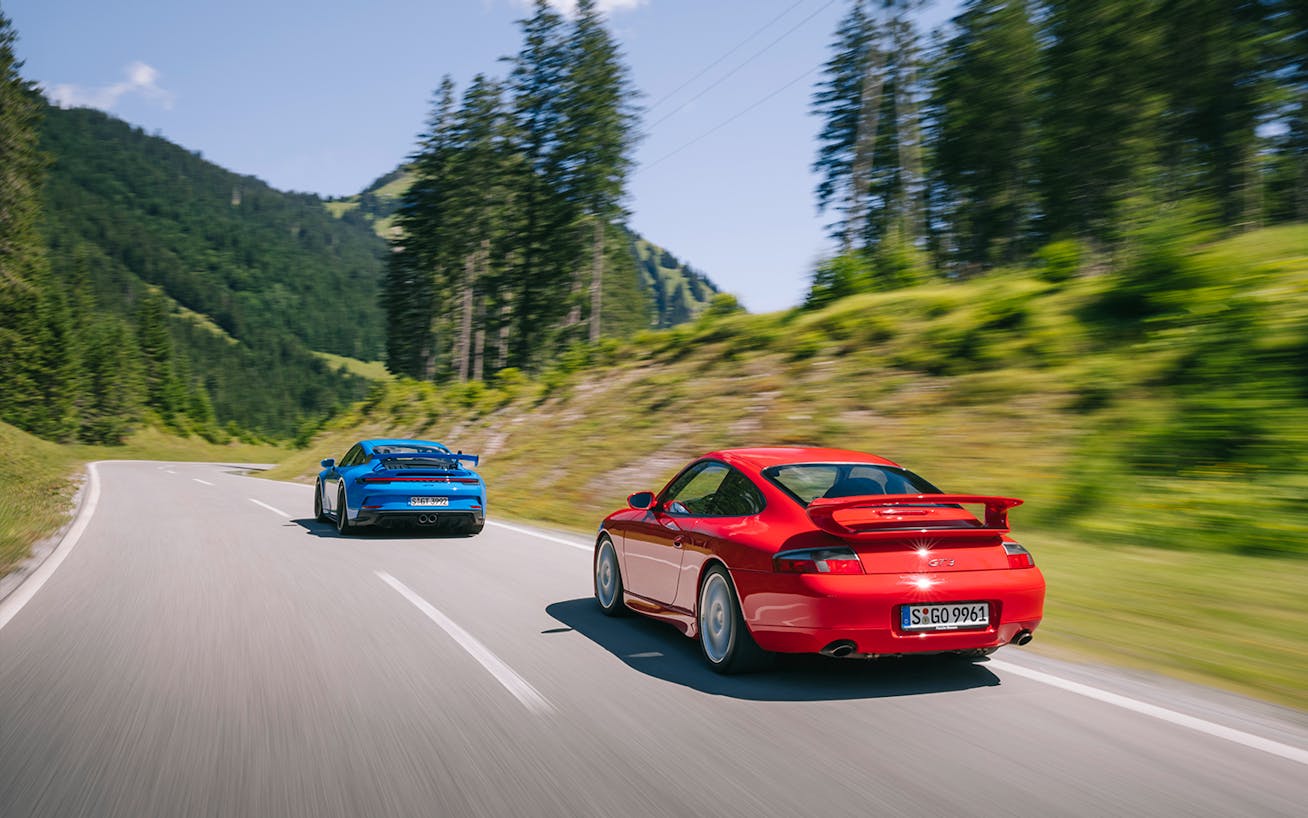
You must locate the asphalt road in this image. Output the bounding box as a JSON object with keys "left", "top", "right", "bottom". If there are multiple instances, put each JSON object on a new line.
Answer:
{"left": 1, "top": 461, "right": 1306, "bottom": 817}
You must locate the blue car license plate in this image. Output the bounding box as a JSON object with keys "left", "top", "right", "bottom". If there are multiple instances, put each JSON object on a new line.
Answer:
{"left": 410, "top": 497, "right": 449, "bottom": 507}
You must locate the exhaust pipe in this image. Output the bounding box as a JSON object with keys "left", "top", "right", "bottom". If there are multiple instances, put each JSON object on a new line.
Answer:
{"left": 821, "top": 640, "right": 858, "bottom": 658}
{"left": 1013, "top": 630, "right": 1033, "bottom": 646}
{"left": 416, "top": 514, "right": 438, "bottom": 525}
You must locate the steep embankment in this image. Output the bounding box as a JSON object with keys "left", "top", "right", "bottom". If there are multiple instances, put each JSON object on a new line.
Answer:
{"left": 267, "top": 224, "right": 1308, "bottom": 708}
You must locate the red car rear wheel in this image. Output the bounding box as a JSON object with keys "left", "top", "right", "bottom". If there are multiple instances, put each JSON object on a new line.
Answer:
{"left": 698, "top": 565, "right": 771, "bottom": 674}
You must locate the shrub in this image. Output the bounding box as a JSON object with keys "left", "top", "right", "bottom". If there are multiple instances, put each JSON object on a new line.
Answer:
{"left": 1036, "top": 239, "right": 1083, "bottom": 282}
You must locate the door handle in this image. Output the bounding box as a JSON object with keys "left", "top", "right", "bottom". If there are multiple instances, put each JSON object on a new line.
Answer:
{"left": 673, "top": 535, "right": 686, "bottom": 549}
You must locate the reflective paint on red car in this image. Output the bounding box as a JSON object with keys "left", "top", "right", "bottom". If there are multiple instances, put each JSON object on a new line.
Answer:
{"left": 595, "top": 447, "right": 1046, "bottom": 671}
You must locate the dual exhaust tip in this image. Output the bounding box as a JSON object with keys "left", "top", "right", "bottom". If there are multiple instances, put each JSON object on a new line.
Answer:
{"left": 415, "top": 514, "right": 441, "bottom": 525}
{"left": 819, "top": 629, "right": 1033, "bottom": 658}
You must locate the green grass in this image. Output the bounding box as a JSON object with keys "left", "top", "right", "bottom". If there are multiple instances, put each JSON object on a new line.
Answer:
{"left": 312, "top": 351, "right": 393, "bottom": 381}
{"left": 0, "top": 424, "right": 81, "bottom": 577}
{"left": 324, "top": 200, "right": 360, "bottom": 218}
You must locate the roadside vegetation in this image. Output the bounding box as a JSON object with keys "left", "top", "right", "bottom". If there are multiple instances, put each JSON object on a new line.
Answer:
{"left": 268, "top": 223, "right": 1308, "bottom": 709}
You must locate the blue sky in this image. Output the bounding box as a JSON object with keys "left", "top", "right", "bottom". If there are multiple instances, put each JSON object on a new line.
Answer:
{"left": 6, "top": 0, "right": 956, "bottom": 312}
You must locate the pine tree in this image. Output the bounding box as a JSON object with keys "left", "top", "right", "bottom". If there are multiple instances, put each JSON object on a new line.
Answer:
{"left": 812, "top": 1, "right": 874, "bottom": 246}
{"left": 387, "top": 78, "right": 458, "bottom": 379}
{"left": 504, "top": 0, "right": 578, "bottom": 368}
{"left": 931, "top": 0, "right": 1040, "bottom": 266}
{"left": 0, "top": 13, "right": 62, "bottom": 434}
{"left": 80, "top": 316, "right": 144, "bottom": 444}
{"left": 447, "top": 75, "right": 514, "bottom": 381}
{"left": 1156, "top": 0, "right": 1266, "bottom": 227}
{"left": 561, "top": 0, "right": 639, "bottom": 343}
{"left": 812, "top": 2, "right": 926, "bottom": 256}
{"left": 1037, "top": 0, "right": 1166, "bottom": 243}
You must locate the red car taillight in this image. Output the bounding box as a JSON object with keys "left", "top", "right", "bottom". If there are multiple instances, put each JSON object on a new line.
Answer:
{"left": 773, "top": 547, "right": 864, "bottom": 575}
{"left": 1004, "top": 541, "right": 1035, "bottom": 568}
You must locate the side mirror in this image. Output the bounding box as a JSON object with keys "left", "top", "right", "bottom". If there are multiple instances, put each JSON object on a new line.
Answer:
{"left": 320, "top": 458, "right": 335, "bottom": 469}
{"left": 627, "top": 491, "right": 655, "bottom": 510}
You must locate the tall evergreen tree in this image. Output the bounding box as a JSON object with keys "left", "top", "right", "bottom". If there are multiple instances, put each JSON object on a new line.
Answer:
{"left": 812, "top": 1, "right": 874, "bottom": 247}
{"left": 1036, "top": 0, "right": 1166, "bottom": 243}
{"left": 447, "top": 74, "right": 514, "bottom": 381}
{"left": 931, "top": 0, "right": 1040, "bottom": 266}
{"left": 812, "top": 1, "right": 926, "bottom": 256}
{"left": 0, "top": 12, "right": 76, "bottom": 437}
{"left": 387, "top": 78, "right": 458, "bottom": 380}
{"left": 1156, "top": 0, "right": 1266, "bottom": 226}
{"left": 561, "top": 0, "right": 639, "bottom": 343}
{"left": 504, "top": 0, "right": 578, "bottom": 368}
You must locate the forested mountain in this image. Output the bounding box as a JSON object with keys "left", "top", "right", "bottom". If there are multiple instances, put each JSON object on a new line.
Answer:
{"left": 36, "top": 104, "right": 391, "bottom": 439}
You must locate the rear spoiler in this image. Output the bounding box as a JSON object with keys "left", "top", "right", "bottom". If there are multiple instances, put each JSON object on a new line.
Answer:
{"left": 377, "top": 451, "right": 480, "bottom": 468}
{"left": 806, "top": 494, "right": 1022, "bottom": 541}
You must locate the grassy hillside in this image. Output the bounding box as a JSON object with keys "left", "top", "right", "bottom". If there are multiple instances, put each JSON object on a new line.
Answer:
{"left": 40, "top": 105, "right": 386, "bottom": 436}
{"left": 266, "top": 224, "right": 1308, "bottom": 708}
{"left": 326, "top": 167, "right": 721, "bottom": 327}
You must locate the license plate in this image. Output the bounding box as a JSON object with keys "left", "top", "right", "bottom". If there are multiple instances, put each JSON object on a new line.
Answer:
{"left": 409, "top": 496, "right": 449, "bottom": 507}
{"left": 901, "top": 602, "right": 989, "bottom": 631}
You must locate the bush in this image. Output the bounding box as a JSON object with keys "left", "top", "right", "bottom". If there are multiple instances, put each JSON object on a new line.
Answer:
{"left": 1036, "top": 239, "right": 1083, "bottom": 282}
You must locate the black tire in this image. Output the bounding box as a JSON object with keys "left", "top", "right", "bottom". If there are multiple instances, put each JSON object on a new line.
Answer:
{"left": 336, "top": 485, "right": 355, "bottom": 535}
{"left": 593, "top": 535, "right": 628, "bottom": 617}
{"left": 314, "top": 480, "right": 329, "bottom": 523}
{"left": 955, "top": 647, "right": 998, "bottom": 661}
{"left": 465, "top": 521, "right": 485, "bottom": 536}
{"left": 697, "top": 564, "right": 771, "bottom": 674}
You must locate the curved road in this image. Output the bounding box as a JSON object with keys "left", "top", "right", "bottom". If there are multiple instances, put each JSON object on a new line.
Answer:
{"left": 1, "top": 461, "right": 1305, "bottom": 817}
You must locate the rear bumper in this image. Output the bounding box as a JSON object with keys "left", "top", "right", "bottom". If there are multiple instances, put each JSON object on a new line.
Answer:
{"left": 732, "top": 567, "right": 1045, "bottom": 655}
{"left": 353, "top": 483, "right": 485, "bottom": 527}
{"left": 352, "top": 509, "right": 484, "bottom": 529}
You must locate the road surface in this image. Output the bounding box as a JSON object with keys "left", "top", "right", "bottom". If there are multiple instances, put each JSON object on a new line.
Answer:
{"left": 1, "top": 461, "right": 1305, "bottom": 817}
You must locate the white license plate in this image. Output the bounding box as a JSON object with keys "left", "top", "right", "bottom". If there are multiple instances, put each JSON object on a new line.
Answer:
{"left": 901, "top": 602, "right": 989, "bottom": 631}
{"left": 409, "top": 496, "right": 449, "bottom": 507}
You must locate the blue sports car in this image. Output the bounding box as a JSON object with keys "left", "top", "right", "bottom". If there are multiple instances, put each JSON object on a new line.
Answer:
{"left": 314, "top": 438, "right": 486, "bottom": 535}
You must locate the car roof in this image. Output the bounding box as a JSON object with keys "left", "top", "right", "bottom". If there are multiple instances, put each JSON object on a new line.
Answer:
{"left": 361, "top": 438, "right": 449, "bottom": 451}
{"left": 707, "top": 447, "right": 901, "bottom": 471}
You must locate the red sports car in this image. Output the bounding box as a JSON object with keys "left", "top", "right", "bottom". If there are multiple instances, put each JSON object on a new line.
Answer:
{"left": 593, "top": 447, "right": 1046, "bottom": 673}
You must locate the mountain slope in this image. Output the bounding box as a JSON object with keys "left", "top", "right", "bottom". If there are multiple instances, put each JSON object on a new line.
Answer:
{"left": 326, "top": 166, "right": 721, "bottom": 327}
{"left": 40, "top": 105, "right": 389, "bottom": 435}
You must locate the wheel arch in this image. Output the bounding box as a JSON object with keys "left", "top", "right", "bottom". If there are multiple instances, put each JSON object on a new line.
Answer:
{"left": 692, "top": 557, "right": 752, "bottom": 638}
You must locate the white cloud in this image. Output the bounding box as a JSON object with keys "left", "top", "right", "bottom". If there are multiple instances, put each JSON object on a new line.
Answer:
{"left": 49, "top": 61, "right": 175, "bottom": 111}
{"left": 513, "top": 0, "right": 647, "bottom": 16}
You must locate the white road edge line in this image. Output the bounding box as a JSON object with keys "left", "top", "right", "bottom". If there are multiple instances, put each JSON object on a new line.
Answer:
{"left": 988, "top": 659, "right": 1308, "bottom": 766}
{"left": 248, "top": 498, "right": 289, "bottom": 517}
{"left": 376, "top": 571, "right": 554, "bottom": 715}
{"left": 0, "top": 462, "right": 101, "bottom": 632}
{"left": 486, "top": 520, "right": 591, "bottom": 552}
{"left": 193, "top": 478, "right": 214, "bottom": 486}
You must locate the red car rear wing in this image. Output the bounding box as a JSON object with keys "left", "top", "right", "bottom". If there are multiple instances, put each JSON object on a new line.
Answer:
{"left": 806, "top": 494, "right": 1023, "bottom": 541}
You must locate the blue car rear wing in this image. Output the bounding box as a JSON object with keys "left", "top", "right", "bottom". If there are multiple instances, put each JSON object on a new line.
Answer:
{"left": 377, "top": 451, "right": 480, "bottom": 468}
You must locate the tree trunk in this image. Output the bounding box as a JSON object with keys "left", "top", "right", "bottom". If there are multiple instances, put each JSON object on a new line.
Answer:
{"left": 473, "top": 239, "right": 489, "bottom": 381}
{"left": 589, "top": 216, "right": 604, "bottom": 343}
{"left": 846, "top": 32, "right": 886, "bottom": 252}
{"left": 456, "top": 253, "right": 475, "bottom": 383}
